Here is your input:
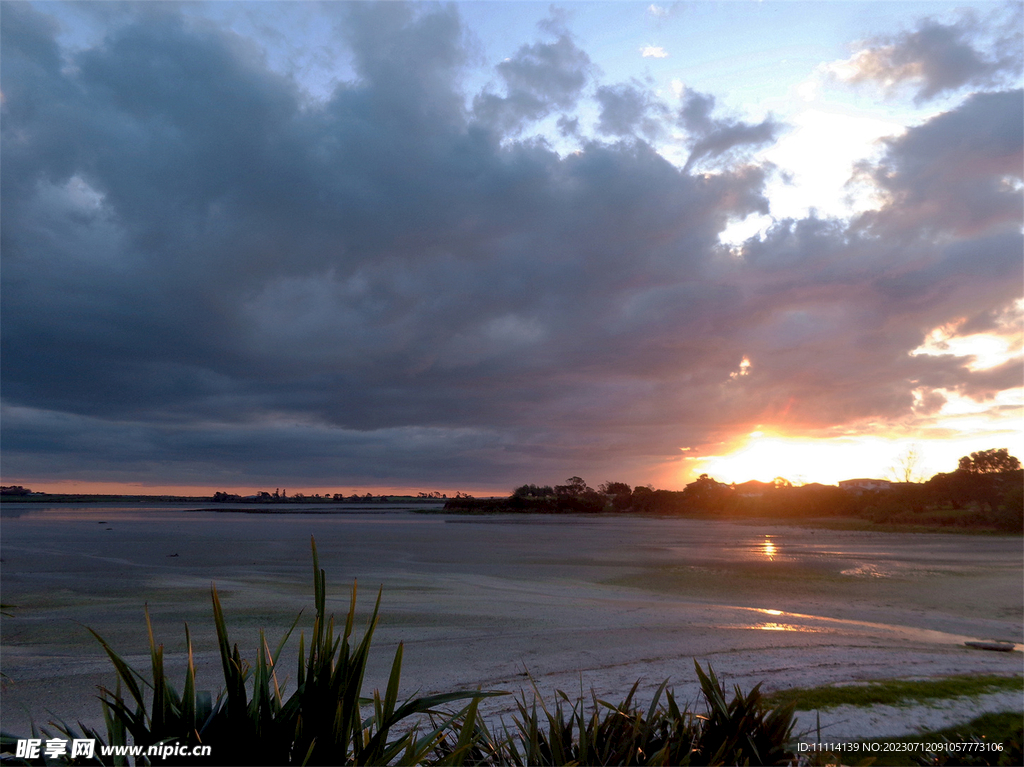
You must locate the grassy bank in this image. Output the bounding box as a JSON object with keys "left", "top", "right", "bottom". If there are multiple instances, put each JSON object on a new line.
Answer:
{"left": 858, "top": 711, "right": 1023, "bottom": 766}
{"left": 772, "top": 677, "right": 1023, "bottom": 766}
{"left": 765, "top": 675, "right": 1023, "bottom": 711}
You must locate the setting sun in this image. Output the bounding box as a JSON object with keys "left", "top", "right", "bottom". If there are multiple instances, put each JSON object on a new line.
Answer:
{"left": 692, "top": 433, "right": 881, "bottom": 485}
{"left": 688, "top": 424, "right": 1022, "bottom": 486}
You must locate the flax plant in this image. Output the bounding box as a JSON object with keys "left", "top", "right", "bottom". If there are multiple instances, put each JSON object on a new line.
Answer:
{"left": 691, "top": 663, "right": 796, "bottom": 766}
{"left": 430, "top": 662, "right": 796, "bottom": 766}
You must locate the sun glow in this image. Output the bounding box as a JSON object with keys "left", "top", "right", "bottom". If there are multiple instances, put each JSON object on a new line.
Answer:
{"left": 693, "top": 432, "right": 888, "bottom": 485}
{"left": 911, "top": 321, "right": 1023, "bottom": 372}
{"left": 688, "top": 417, "right": 1023, "bottom": 486}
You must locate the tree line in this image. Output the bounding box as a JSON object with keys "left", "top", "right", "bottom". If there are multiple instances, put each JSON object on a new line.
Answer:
{"left": 444, "top": 448, "right": 1023, "bottom": 532}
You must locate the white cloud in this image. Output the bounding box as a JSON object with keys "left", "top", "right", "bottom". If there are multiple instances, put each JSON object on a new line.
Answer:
{"left": 640, "top": 45, "right": 668, "bottom": 59}
{"left": 821, "top": 12, "right": 1023, "bottom": 103}
{"left": 911, "top": 307, "right": 1024, "bottom": 372}
{"left": 795, "top": 73, "right": 822, "bottom": 102}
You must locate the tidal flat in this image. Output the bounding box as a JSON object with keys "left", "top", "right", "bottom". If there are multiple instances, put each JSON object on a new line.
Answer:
{"left": 1, "top": 503, "right": 1021, "bottom": 739}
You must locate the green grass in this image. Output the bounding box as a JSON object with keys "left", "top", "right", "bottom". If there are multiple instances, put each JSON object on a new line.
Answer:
{"left": 842, "top": 712, "right": 1023, "bottom": 766}
{"left": 765, "top": 675, "right": 1023, "bottom": 711}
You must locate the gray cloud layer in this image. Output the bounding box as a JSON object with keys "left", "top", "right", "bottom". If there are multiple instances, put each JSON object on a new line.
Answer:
{"left": 2, "top": 2, "right": 1021, "bottom": 489}
{"left": 840, "top": 7, "right": 1023, "bottom": 102}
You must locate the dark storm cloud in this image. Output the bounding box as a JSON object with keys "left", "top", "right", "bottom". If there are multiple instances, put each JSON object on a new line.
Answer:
{"left": 1, "top": 2, "right": 1020, "bottom": 489}
{"left": 595, "top": 81, "right": 669, "bottom": 139}
{"left": 855, "top": 89, "right": 1023, "bottom": 237}
{"left": 841, "top": 9, "right": 1023, "bottom": 102}
{"left": 472, "top": 17, "right": 591, "bottom": 133}
{"left": 678, "top": 90, "right": 779, "bottom": 171}
{"left": 0, "top": 403, "right": 524, "bottom": 487}
{"left": 724, "top": 91, "right": 1022, "bottom": 430}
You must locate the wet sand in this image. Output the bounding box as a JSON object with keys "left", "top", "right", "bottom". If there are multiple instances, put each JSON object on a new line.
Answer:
{"left": 1, "top": 505, "right": 1021, "bottom": 739}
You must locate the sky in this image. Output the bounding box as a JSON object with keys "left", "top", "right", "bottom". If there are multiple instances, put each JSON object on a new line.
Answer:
{"left": 1, "top": 0, "right": 1022, "bottom": 496}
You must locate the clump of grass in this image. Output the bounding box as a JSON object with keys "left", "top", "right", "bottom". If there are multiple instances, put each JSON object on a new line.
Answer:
{"left": 910, "top": 712, "right": 1023, "bottom": 767}
{"left": 765, "top": 675, "right": 1023, "bottom": 711}
{"left": 501, "top": 678, "right": 697, "bottom": 765}
{"left": 840, "top": 712, "right": 1024, "bottom": 767}
{"left": 430, "top": 663, "right": 796, "bottom": 766}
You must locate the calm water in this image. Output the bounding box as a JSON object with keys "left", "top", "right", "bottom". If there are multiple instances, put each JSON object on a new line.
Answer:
{"left": 2, "top": 503, "right": 1021, "bottom": 733}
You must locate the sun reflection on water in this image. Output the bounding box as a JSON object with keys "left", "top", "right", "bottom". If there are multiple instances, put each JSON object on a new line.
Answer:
{"left": 762, "top": 537, "right": 776, "bottom": 560}
{"left": 744, "top": 607, "right": 822, "bottom": 632}
{"left": 751, "top": 622, "right": 820, "bottom": 632}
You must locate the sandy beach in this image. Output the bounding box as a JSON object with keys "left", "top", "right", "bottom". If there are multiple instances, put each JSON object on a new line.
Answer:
{"left": 1, "top": 504, "right": 1021, "bottom": 741}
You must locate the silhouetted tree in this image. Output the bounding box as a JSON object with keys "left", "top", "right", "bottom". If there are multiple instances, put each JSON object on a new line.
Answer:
{"left": 889, "top": 445, "right": 923, "bottom": 483}
{"left": 629, "top": 485, "right": 655, "bottom": 512}
{"left": 599, "top": 481, "right": 631, "bottom": 496}
{"left": 682, "top": 474, "right": 732, "bottom": 511}
{"left": 555, "top": 476, "right": 591, "bottom": 497}
{"left": 513, "top": 484, "right": 554, "bottom": 498}
{"left": 957, "top": 448, "right": 1021, "bottom": 474}
{"left": 599, "top": 481, "right": 633, "bottom": 511}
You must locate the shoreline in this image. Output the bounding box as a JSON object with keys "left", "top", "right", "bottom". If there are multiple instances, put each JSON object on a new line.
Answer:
{"left": 4, "top": 494, "right": 1019, "bottom": 535}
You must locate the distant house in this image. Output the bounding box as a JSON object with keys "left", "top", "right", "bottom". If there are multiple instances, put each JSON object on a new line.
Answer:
{"left": 838, "top": 478, "right": 891, "bottom": 493}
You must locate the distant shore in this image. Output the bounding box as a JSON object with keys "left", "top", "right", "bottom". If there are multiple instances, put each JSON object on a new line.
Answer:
{"left": 0, "top": 492, "right": 454, "bottom": 504}
{"left": 441, "top": 471, "right": 1024, "bottom": 534}
{"left": 2, "top": 492, "right": 1019, "bottom": 535}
